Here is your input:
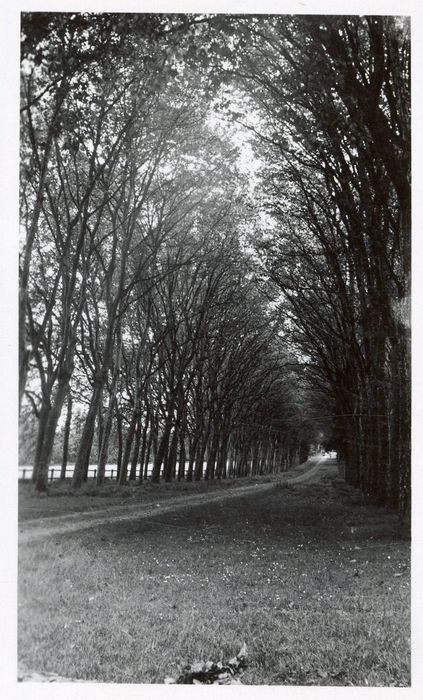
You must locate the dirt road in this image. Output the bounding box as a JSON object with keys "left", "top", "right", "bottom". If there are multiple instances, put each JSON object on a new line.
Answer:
{"left": 19, "top": 455, "right": 332, "bottom": 543}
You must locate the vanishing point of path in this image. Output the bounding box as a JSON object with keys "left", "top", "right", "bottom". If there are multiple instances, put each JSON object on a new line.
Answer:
{"left": 19, "top": 455, "right": 332, "bottom": 543}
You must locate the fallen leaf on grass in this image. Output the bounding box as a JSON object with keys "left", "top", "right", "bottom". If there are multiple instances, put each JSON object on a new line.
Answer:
{"left": 170, "top": 643, "right": 248, "bottom": 685}
{"left": 330, "top": 670, "right": 346, "bottom": 680}
{"left": 316, "top": 669, "right": 328, "bottom": 679}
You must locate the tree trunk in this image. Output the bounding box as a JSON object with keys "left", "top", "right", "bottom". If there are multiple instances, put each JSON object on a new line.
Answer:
{"left": 194, "top": 433, "right": 209, "bottom": 481}
{"left": 95, "top": 392, "right": 104, "bottom": 462}
{"left": 227, "top": 440, "right": 235, "bottom": 478}
{"left": 129, "top": 416, "right": 142, "bottom": 481}
{"left": 205, "top": 431, "right": 219, "bottom": 481}
{"left": 165, "top": 426, "right": 179, "bottom": 482}
{"left": 32, "top": 403, "right": 49, "bottom": 484}
{"left": 138, "top": 414, "right": 150, "bottom": 483}
{"left": 97, "top": 393, "right": 115, "bottom": 485}
{"left": 216, "top": 432, "right": 229, "bottom": 480}
{"left": 35, "top": 374, "right": 71, "bottom": 492}
{"left": 73, "top": 314, "right": 122, "bottom": 488}
{"left": 177, "top": 434, "right": 186, "bottom": 481}
{"left": 186, "top": 434, "right": 197, "bottom": 482}
{"left": 119, "top": 409, "right": 138, "bottom": 485}
{"left": 60, "top": 394, "right": 73, "bottom": 480}
{"left": 72, "top": 378, "right": 104, "bottom": 488}
{"left": 251, "top": 440, "right": 260, "bottom": 476}
{"left": 143, "top": 432, "right": 152, "bottom": 481}
{"left": 151, "top": 421, "right": 172, "bottom": 483}
{"left": 116, "top": 406, "right": 123, "bottom": 481}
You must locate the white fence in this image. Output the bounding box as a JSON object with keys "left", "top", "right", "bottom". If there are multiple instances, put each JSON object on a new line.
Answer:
{"left": 18, "top": 463, "right": 156, "bottom": 482}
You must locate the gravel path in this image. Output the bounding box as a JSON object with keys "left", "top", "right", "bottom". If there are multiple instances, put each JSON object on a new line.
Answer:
{"left": 19, "top": 455, "right": 330, "bottom": 543}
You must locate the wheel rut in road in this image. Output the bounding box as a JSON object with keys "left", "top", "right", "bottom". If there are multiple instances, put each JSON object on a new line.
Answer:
{"left": 19, "top": 456, "right": 332, "bottom": 543}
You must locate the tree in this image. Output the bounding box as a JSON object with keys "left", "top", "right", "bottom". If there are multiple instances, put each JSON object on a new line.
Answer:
{"left": 229, "top": 15, "right": 410, "bottom": 512}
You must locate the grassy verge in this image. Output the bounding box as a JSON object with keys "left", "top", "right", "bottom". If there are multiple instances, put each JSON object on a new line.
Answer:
{"left": 18, "top": 474, "right": 410, "bottom": 686}
{"left": 18, "top": 474, "right": 264, "bottom": 521}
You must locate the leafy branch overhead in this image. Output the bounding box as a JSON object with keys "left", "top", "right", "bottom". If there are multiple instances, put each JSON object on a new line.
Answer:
{"left": 19, "top": 13, "right": 410, "bottom": 516}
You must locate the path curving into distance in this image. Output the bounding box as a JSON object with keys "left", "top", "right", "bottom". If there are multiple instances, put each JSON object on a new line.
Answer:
{"left": 19, "top": 455, "right": 333, "bottom": 543}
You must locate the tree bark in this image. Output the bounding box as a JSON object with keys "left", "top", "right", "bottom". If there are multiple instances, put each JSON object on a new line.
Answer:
{"left": 60, "top": 394, "right": 73, "bottom": 480}
{"left": 177, "top": 434, "right": 186, "bottom": 481}
{"left": 138, "top": 412, "right": 150, "bottom": 483}
{"left": 35, "top": 372, "right": 72, "bottom": 492}
{"left": 151, "top": 421, "right": 172, "bottom": 483}
{"left": 165, "top": 426, "right": 179, "bottom": 482}
{"left": 119, "top": 409, "right": 138, "bottom": 485}
{"left": 194, "top": 432, "right": 209, "bottom": 481}
{"left": 116, "top": 406, "right": 123, "bottom": 481}
{"left": 32, "top": 403, "right": 49, "bottom": 484}
{"left": 72, "top": 377, "right": 104, "bottom": 488}
{"left": 97, "top": 392, "right": 115, "bottom": 485}
{"left": 129, "top": 416, "right": 142, "bottom": 481}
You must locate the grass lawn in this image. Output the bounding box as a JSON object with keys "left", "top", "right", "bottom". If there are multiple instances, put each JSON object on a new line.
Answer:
{"left": 18, "top": 474, "right": 410, "bottom": 686}
{"left": 18, "top": 473, "right": 271, "bottom": 521}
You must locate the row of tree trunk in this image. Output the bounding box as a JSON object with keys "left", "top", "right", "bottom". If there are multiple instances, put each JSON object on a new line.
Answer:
{"left": 47, "top": 409, "right": 306, "bottom": 485}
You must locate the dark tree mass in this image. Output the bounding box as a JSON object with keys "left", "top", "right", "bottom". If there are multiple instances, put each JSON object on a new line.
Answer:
{"left": 19, "top": 13, "right": 410, "bottom": 515}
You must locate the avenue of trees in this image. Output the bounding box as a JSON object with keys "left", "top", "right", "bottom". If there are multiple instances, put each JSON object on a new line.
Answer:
{"left": 229, "top": 15, "right": 410, "bottom": 513}
{"left": 19, "top": 14, "right": 410, "bottom": 515}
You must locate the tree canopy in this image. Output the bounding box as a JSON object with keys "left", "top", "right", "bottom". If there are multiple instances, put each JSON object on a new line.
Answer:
{"left": 19, "top": 13, "right": 410, "bottom": 515}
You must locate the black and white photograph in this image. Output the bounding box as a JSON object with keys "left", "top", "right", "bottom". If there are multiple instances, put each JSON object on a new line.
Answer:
{"left": 1, "top": 0, "right": 421, "bottom": 695}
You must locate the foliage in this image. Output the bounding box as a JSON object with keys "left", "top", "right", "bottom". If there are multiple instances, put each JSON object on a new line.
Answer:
{"left": 19, "top": 13, "right": 410, "bottom": 513}
{"left": 227, "top": 15, "right": 410, "bottom": 513}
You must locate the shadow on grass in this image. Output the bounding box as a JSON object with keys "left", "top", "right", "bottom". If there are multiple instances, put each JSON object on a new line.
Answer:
{"left": 18, "top": 476, "right": 410, "bottom": 686}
